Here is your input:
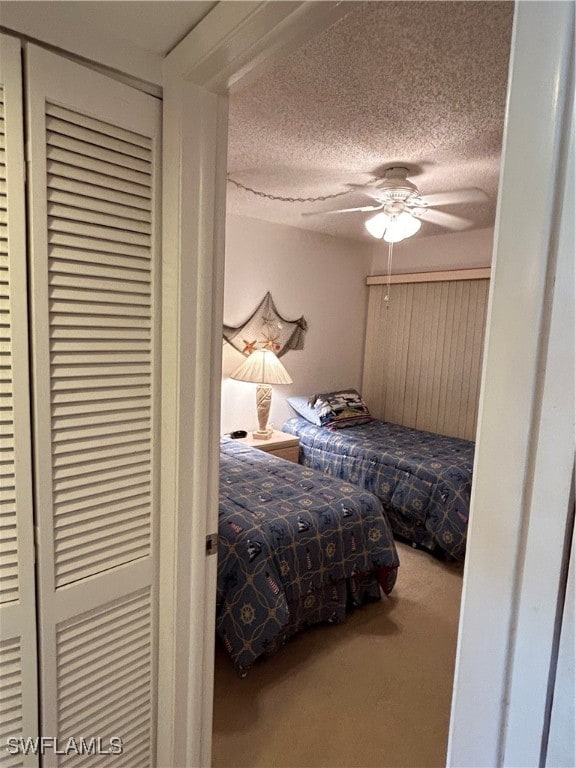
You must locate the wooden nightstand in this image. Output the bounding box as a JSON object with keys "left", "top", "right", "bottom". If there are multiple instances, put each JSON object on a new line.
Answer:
{"left": 239, "top": 429, "right": 300, "bottom": 463}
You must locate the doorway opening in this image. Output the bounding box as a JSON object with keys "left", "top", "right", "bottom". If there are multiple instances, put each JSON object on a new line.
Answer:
{"left": 212, "top": 3, "right": 513, "bottom": 766}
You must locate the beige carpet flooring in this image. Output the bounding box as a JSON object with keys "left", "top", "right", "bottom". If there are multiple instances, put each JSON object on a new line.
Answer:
{"left": 212, "top": 542, "right": 464, "bottom": 768}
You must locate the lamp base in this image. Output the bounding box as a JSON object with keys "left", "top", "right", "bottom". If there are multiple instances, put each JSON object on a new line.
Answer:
{"left": 254, "top": 383, "right": 273, "bottom": 439}
{"left": 252, "top": 427, "right": 274, "bottom": 440}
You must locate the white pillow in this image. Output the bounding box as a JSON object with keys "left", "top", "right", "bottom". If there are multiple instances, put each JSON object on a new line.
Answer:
{"left": 287, "top": 396, "right": 322, "bottom": 426}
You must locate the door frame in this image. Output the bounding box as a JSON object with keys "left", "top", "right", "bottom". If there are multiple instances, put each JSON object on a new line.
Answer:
{"left": 448, "top": 3, "right": 574, "bottom": 765}
{"left": 158, "top": 2, "right": 575, "bottom": 766}
{"left": 157, "top": 5, "right": 352, "bottom": 766}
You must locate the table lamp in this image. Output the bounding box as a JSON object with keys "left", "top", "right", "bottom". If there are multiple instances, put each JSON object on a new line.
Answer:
{"left": 230, "top": 348, "right": 292, "bottom": 439}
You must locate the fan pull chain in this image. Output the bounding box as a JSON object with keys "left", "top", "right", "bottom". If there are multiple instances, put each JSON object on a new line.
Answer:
{"left": 384, "top": 241, "right": 394, "bottom": 307}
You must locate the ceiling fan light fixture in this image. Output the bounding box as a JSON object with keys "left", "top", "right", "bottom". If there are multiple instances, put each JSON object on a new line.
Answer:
{"left": 364, "top": 211, "right": 391, "bottom": 239}
{"left": 383, "top": 211, "right": 421, "bottom": 243}
{"left": 365, "top": 210, "right": 421, "bottom": 242}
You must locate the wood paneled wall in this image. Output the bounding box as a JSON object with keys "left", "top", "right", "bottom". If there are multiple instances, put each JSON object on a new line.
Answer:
{"left": 362, "top": 274, "right": 490, "bottom": 441}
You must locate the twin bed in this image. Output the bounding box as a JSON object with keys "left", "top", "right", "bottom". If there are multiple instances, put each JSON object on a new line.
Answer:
{"left": 217, "top": 389, "right": 475, "bottom": 674}
{"left": 217, "top": 437, "right": 399, "bottom": 675}
{"left": 282, "top": 416, "right": 474, "bottom": 561}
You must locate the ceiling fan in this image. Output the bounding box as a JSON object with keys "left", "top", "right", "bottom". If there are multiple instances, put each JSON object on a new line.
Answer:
{"left": 303, "top": 166, "right": 488, "bottom": 242}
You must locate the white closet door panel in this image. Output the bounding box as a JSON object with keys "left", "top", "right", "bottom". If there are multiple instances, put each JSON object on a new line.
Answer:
{"left": 47, "top": 192, "right": 152, "bottom": 224}
{"left": 51, "top": 386, "right": 150, "bottom": 403}
{"left": 47, "top": 162, "right": 151, "bottom": 201}
{"left": 0, "top": 35, "right": 38, "bottom": 767}
{"left": 47, "top": 178, "right": 152, "bottom": 212}
{"left": 46, "top": 134, "right": 152, "bottom": 174}
{"left": 26, "top": 45, "right": 160, "bottom": 767}
{"left": 49, "top": 232, "right": 150, "bottom": 260}
{"left": 46, "top": 149, "right": 151, "bottom": 188}
{"left": 45, "top": 105, "right": 152, "bottom": 151}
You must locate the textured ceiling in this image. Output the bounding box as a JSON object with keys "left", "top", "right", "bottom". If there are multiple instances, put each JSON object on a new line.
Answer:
{"left": 227, "top": 1, "right": 514, "bottom": 243}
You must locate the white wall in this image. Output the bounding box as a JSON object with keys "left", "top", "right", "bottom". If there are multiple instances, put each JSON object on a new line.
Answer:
{"left": 0, "top": 3, "right": 163, "bottom": 86}
{"left": 370, "top": 227, "right": 494, "bottom": 275}
{"left": 221, "top": 214, "right": 372, "bottom": 434}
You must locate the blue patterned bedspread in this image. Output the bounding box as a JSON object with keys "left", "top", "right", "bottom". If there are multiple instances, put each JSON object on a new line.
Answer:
{"left": 282, "top": 417, "right": 475, "bottom": 560}
{"left": 218, "top": 438, "right": 399, "bottom": 673}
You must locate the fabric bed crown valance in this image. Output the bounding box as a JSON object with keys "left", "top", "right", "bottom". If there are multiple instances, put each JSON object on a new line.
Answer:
{"left": 223, "top": 292, "right": 307, "bottom": 358}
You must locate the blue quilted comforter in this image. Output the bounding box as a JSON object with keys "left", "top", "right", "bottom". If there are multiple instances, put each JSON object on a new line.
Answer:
{"left": 218, "top": 438, "right": 399, "bottom": 674}
{"left": 282, "top": 417, "right": 475, "bottom": 560}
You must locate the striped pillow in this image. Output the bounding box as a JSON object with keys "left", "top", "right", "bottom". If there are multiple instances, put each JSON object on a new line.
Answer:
{"left": 311, "top": 389, "right": 373, "bottom": 429}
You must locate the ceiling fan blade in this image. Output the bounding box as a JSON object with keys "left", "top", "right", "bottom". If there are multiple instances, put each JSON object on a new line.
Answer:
{"left": 416, "top": 187, "right": 488, "bottom": 207}
{"left": 413, "top": 208, "right": 472, "bottom": 230}
{"left": 302, "top": 203, "right": 384, "bottom": 217}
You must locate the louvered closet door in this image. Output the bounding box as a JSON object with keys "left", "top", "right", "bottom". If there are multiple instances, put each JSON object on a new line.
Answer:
{"left": 26, "top": 46, "right": 160, "bottom": 767}
{"left": 0, "top": 36, "right": 39, "bottom": 768}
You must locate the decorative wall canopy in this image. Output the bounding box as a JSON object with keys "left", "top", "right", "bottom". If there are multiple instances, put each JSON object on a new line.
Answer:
{"left": 223, "top": 292, "right": 307, "bottom": 358}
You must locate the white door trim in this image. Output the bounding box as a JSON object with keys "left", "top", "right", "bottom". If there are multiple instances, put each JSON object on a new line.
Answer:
{"left": 157, "top": 68, "right": 228, "bottom": 768}
{"left": 503, "top": 96, "right": 574, "bottom": 767}
{"left": 0, "top": 33, "right": 39, "bottom": 767}
{"left": 166, "top": 1, "right": 353, "bottom": 94}
{"left": 447, "top": 2, "right": 574, "bottom": 766}
{"left": 158, "top": 5, "right": 356, "bottom": 765}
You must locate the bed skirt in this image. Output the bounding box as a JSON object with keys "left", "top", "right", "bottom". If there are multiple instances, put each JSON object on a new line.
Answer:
{"left": 224, "top": 566, "right": 397, "bottom": 677}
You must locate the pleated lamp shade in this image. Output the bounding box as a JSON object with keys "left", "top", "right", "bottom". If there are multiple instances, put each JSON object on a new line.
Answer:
{"left": 231, "top": 348, "right": 292, "bottom": 385}
{"left": 231, "top": 349, "right": 292, "bottom": 438}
